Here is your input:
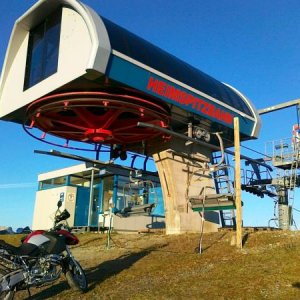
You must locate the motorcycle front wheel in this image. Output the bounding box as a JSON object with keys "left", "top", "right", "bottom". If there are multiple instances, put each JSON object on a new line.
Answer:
{"left": 0, "top": 290, "right": 15, "bottom": 300}
{"left": 0, "top": 270, "right": 15, "bottom": 300}
{"left": 65, "top": 258, "right": 87, "bottom": 292}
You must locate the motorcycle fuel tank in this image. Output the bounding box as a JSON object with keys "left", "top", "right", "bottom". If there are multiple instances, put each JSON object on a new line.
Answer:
{"left": 24, "top": 231, "right": 66, "bottom": 254}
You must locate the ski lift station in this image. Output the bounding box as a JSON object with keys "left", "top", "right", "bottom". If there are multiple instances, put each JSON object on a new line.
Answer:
{"left": 2, "top": 0, "right": 299, "bottom": 234}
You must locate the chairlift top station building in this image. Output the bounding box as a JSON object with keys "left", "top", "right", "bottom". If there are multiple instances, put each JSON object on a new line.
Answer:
{"left": 0, "top": 0, "right": 262, "bottom": 233}
{"left": 33, "top": 162, "right": 165, "bottom": 232}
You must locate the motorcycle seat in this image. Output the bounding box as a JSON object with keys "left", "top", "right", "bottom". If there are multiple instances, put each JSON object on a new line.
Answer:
{"left": 0, "top": 240, "right": 39, "bottom": 256}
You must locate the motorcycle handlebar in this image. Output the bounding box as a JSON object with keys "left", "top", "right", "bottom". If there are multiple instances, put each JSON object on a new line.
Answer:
{"left": 55, "top": 209, "right": 70, "bottom": 224}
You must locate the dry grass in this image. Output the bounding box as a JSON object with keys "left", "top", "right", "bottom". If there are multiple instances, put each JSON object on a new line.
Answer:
{"left": 2, "top": 230, "right": 300, "bottom": 299}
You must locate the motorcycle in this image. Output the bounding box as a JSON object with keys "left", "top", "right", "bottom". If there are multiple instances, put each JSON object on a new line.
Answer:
{"left": 0, "top": 199, "right": 87, "bottom": 299}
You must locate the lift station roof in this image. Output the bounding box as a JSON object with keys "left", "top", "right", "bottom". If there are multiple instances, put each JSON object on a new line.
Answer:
{"left": 0, "top": 0, "right": 261, "bottom": 151}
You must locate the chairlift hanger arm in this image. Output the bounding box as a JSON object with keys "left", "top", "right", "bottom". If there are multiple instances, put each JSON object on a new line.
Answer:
{"left": 258, "top": 98, "right": 300, "bottom": 115}
{"left": 34, "top": 149, "right": 158, "bottom": 176}
{"left": 137, "top": 122, "right": 273, "bottom": 171}
{"left": 34, "top": 149, "right": 110, "bottom": 167}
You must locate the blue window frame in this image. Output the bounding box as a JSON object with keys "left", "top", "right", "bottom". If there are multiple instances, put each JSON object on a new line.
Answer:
{"left": 24, "top": 9, "right": 62, "bottom": 90}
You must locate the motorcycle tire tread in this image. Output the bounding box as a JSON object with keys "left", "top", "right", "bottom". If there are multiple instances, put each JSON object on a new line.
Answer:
{"left": 65, "top": 271, "right": 88, "bottom": 292}
{"left": 65, "top": 261, "right": 88, "bottom": 292}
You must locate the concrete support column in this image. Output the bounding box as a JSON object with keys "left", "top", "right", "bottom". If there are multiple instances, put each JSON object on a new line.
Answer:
{"left": 153, "top": 138, "right": 220, "bottom": 234}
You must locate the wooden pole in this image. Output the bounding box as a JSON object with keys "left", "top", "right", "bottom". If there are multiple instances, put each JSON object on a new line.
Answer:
{"left": 234, "top": 117, "right": 243, "bottom": 249}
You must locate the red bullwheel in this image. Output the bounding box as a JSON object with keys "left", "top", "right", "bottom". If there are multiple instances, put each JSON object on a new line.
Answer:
{"left": 25, "top": 91, "right": 170, "bottom": 145}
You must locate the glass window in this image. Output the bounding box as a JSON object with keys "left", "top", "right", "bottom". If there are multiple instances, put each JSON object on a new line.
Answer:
{"left": 53, "top": 176, "right": 66, "bottom": 186}
{"left": 39, "top": 176, "right": 66, "bottom": 190}
{"left": 39, "top": 179, "right": 53, "bottom": 190}
{"left": 69, "top": 175, "right": 90, "bottom": 187}
{"left": 24, "top": 9, "right": 62, "bottom": 90}
{"left": 100, "top": 176, "right": 114, "bottom": 213}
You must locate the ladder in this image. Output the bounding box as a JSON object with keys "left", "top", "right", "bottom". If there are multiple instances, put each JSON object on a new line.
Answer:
{"left": 287, "top": 139, "right": 300, "bottom": 227}
{"left": 288, "top": 144, "right": 299, "bottom": 197}
{"left": 211, "top": 151, "right": 236, "bottom": 227}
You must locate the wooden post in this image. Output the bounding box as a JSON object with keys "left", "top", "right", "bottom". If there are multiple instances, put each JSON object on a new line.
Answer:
{"left": 234, "top": 117, "right": 242, "bottom": 249}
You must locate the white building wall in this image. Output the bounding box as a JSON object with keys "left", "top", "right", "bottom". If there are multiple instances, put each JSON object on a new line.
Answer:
{"left": 32, "top": 186, "right": 77, "bottom": 230}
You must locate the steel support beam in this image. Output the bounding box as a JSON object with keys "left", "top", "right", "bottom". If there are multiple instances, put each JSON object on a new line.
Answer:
{"left": 137, "top": 122, "right": 273, "bottom": 171}
{"left": 258, "top": 98, "right": 300, "bottom": 115}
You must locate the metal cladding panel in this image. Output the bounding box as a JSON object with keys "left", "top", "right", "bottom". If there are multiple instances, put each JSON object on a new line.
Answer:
{"left": 102, "top": 18, "right": 257, "bottom": 114}
{"left": 100, "top": 16, "right": 260, "bottom": 139}
{"left": 107, "top": 54, "right": 255, "bottom": 138}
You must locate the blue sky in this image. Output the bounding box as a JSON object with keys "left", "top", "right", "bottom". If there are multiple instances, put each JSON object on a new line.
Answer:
{"left": 1, "top": 0, "right": 300, "bottom": 229}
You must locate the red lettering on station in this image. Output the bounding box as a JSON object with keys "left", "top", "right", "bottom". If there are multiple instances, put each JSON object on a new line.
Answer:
{"left": 157, "top": 81, "right": 167, "bottom": 96}
{"left": 147, "top": 76, "right": 157, "bottom": 91}
{"left": 146, "top": 76, "right": 234, "bottom": 125}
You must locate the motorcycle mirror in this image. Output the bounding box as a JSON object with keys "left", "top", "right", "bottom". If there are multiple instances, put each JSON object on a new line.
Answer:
{"left": 57, "top": 200, "right": 62, "bottom": 208}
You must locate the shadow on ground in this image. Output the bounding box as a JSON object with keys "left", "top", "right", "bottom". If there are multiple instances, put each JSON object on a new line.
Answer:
{"left": 86, "top": 248, "right": 153, "bottom": 290}
{"left": 24, "top": 246, "right": 157, "bottom": 299}
{"left": 292, "top": 282, "right": 300, "bottom": 289}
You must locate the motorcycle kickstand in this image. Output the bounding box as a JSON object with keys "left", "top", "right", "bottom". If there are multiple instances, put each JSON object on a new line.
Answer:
{"left": 27, "top": 287, "right": 31, "bottom": 297}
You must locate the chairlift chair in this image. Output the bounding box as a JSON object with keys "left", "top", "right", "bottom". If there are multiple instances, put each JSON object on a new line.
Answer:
{"left": 189, "top": 193, "right": 236, "bottom": 212}
{"left": 115, "top": 170, "right": 158, "bottom": 217}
